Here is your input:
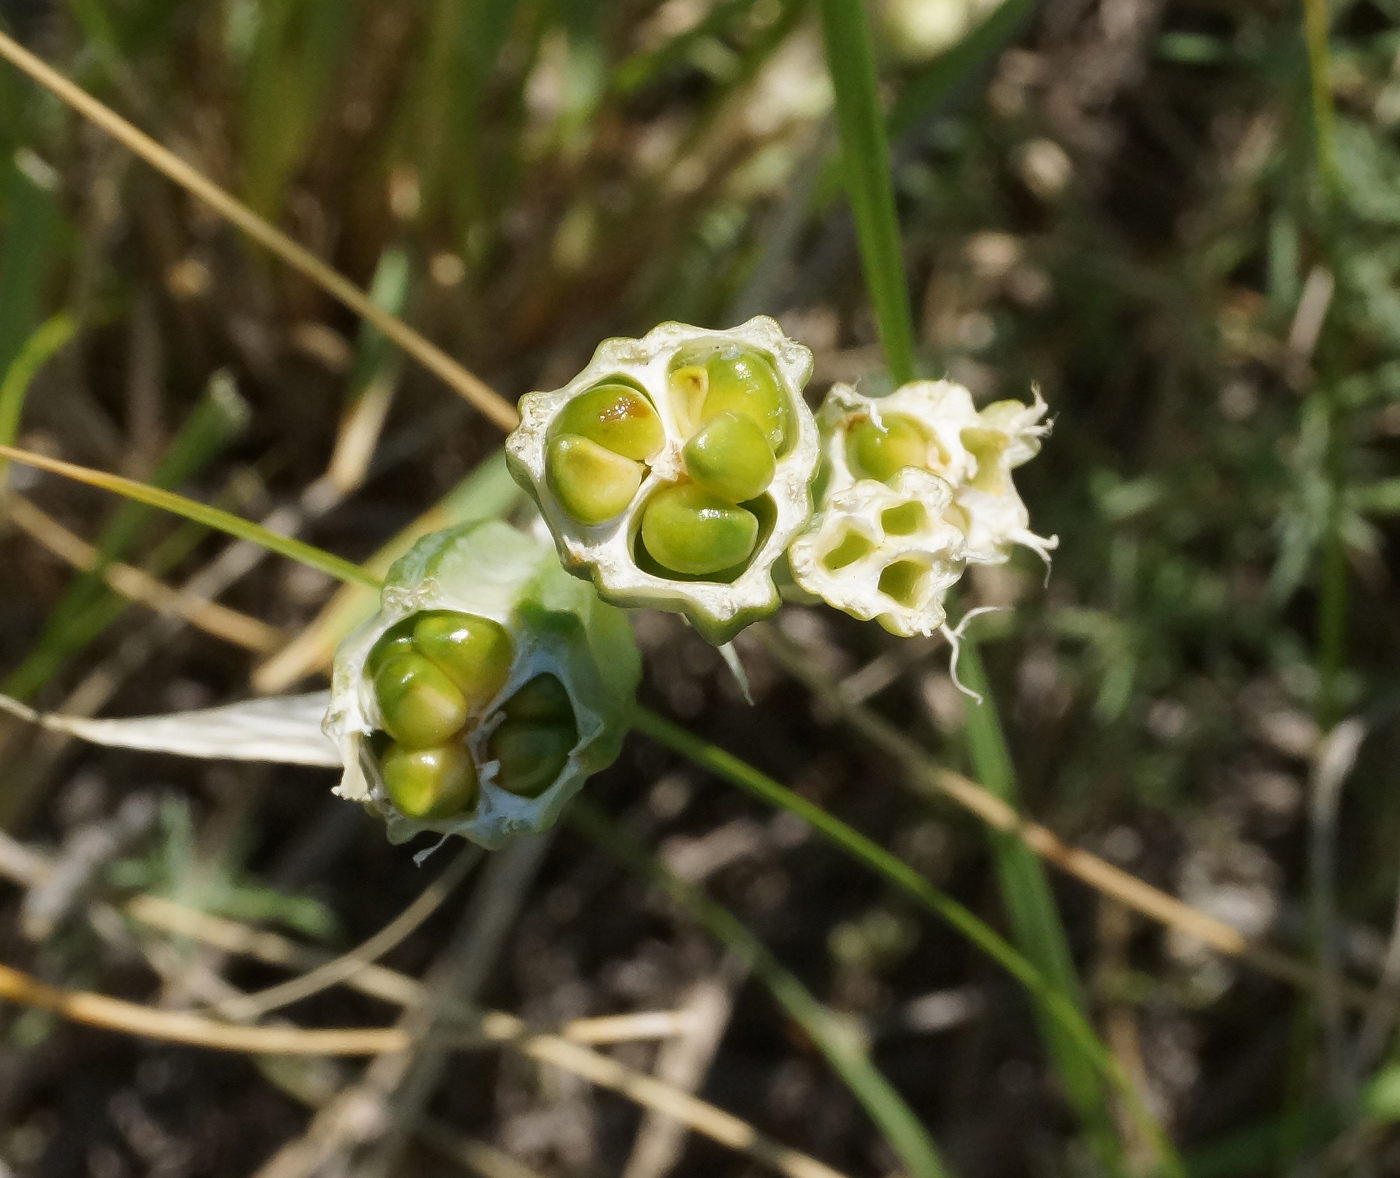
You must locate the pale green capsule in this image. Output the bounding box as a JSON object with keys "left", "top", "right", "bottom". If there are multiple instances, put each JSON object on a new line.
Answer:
{"left": 382, "top": 741, "right": 479, "bottom": 820}
{"left": 671, "top": 345, "right": 790, "bottom": 452}
{"left": 374, "top": 653, "right": 469, "bottom": 749}
{"left": 682, "top": 410, "right": 775, "bottom": 504}
{"left": 845, "top": 415, "right": 929, "bottom": 482}
{"left": 547, "top": 434, "right": 645, "bottom": 524}
{"left": 552, "top": 383, "right": 665, "bottom": 461}
{"left": 640, "top": 484, "right": 759, "bottom": 576}
{"left": 413, "top": 611, "right": 513, "bottom": 711}
{"left": 491, "top": 719, "right": 578, "bottom": 799}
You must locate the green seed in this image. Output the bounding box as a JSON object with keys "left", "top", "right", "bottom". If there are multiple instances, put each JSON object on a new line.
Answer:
{"left": 822, "top": 529, "right": 875, "bottom": 571}
{"left": 682, "top": 410, "right": 775, "bottom": 503}
{"left": 671, "top": 346, "right": 790, "bottom": 451}
{"left": 846, "top": 415, "right": 929, "bottom": 482}
{"left": 553, "top": 383, "right": 665, "bottom": 461}
{"left": 381, "top": 741, "right": 479, "bottom": 819}
{"left": 547, "top": 434, "right": 645, "bottom": 524}
{"left": 960, "top": 426, "right": 1010, "bottom": 493}
{"left": 366, "top": 618, "right": 416, "bottom": 678}
{"left": 490, "top": 719, "right": 577, "bottom": 799}
{"left": 640, "top": 484, "right": 759, "bottom": 576}
{"left": 413, "top": 611, "right": 513, "bottom": 710}
{"left": 502, "top": 674, "right": 573, "bottom": 724}
{"left": 374, "top": 653, "right": 469, "bottom": 749}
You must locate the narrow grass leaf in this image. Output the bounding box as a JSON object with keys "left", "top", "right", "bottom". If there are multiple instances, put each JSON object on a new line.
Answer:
{"left": 0, "top": 444, "right": 381, "bottom": 591}
{"left": 0, "top": 148, "right": 59, "bottom": 380}
{"left": 0, "top": 312, "right": 73, "bottom": 457}
{"left": 571, "top": 798, "right": 952, "bottom": 1178}
{"left": 816, "top": 0, "right": 917, "bottom": 385}
{"left": 631, "top": 705, "right": 1183, "bottom": 1177}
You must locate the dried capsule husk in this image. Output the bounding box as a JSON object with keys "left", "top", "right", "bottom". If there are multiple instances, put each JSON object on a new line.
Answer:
{"left": 788, "top": 468, "right": 969, "bottom": 637}
{"left": 813, "top": 379, "right": 1058, "bottom": 567}
{"left": 506, "top": 317, "right": 818, "bottom": 644}
{"left": 324, "top": 520, "right": 640, "bottom": 849}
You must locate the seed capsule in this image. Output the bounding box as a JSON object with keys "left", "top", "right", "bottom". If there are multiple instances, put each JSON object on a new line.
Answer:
{"left": 412, "top": 612, "right": 513, "bottom": 710}
{"left": 846, "top": 415, "right": 929, "bottom": 482}
{"left": 502, "top": 674, "right": 573, "bottom": 724}
{"left": 381, "top": 741, "right": 479, "bottom": 819}
{"left": 552, "top": 383, "right": 666, "bottom": 461}
{"left": 374, "top": 654, "right": 469, "bottom": 749}
{"left": 640, "top": 484, "right": 759, "bottom": 576}
{"left": 491, "top": 719, "right": 578, "bottom": 798}
{"left": 547, "top": 434, "right": 645, "bottom": 524}
{"left": 682, "top": 410, "right": 775, "bottom": 504}
{"left": 672, "top": 345, "right": 790, "bottom": 452}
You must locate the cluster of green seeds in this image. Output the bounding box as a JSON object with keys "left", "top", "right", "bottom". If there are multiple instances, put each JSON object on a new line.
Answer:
{"left": 545, "top": 343, "right": 792, "bottom": 579}
{"left": 846, "top": 411, "right": 1010, "bottom": 506}
{"left": 365, "top": 611, "right": 577, "bottom": 820}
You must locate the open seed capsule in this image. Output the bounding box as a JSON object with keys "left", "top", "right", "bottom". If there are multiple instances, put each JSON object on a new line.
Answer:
{"left": 326, "top": 521, "right": 641, "bottom": 849}
{"left": 683, "top": 410, "right": 775, "bottom": 503}
{"left": 373, "top": 654, "right": 469, "bottom": 749}
{"left": 412, "top": 611, "right": 512, "bottom": 710}
{"left": 809, "top": 379, "right": 1057, "bottom": 569}
{"left": 381, "top": 741, "right": 479, "bottom": 820}
{"left": 547, "top": 434, "right": 645, "bottom": 524}
{"left": 506, "top": 317, "right": 817, "bottom": 643}
{"left": 641, "top": 484, "right": 759, "bottom": 576}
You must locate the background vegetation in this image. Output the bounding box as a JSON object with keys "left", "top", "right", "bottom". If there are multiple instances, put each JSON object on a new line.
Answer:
{"left": 0, "top": 0, "right": 1398, "bottom": 1175}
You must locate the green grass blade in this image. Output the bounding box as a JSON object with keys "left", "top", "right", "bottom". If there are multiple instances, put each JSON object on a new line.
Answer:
{"left": 571, "top": 797, "right": 952, "bottom": 1178}
{"left": 0, "top": 312, "right": 73, "bottom": 458}
{"left": 816, "top": 0, "right": 917, "bottom": 386}
{"left": 956, "top": 637, "right": 1121, "bottom": 1162}
{"left": 0, "top": 444, "right": 381, "bottom": 592}
{"left": 631, "top": 704, "right": 1182, "bottom": 1176}
{"left": 4, "top": 372, "right": 253, "bottom": 700}
{"left": 0, "top": 149, "right": 59, "bottom": 380}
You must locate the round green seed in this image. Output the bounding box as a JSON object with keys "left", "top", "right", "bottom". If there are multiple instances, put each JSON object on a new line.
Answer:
{"left": 671, "top": 346, "right": 790, "bottom": 451}
{"left": 490, "top": 719, "right": 577, "bottom": 799}
{"left": 374, "top": 653, "right": 469, "bottom": 749}
{"left": 640, "top": 484, "right": 759, "bottom": 576}
{"left": 502, "top": 674, "right": 573, "bottom": 724}
{"left": 552, "top": 383, "right": 665, "bottom": 461}
{"left": 682, "top": 410, "right": 775, "bottom": 503}
{"left": 547, "top": 434, "right": 645, "bottom": 524}
{"left": 413, "top": 611, "right": 513, "bottom": 711}
{"left": 846, "top": 415, "right": 929, "bottom": 482}
{"left": 381, "top": 741, "right": 479, "bottom": 820}
{"left": 366, "top": 618, "right": 416, "bottom": 679}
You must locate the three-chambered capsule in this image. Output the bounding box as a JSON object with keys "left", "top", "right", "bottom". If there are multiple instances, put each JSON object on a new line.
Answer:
{"left": 366, "top": 610, "right": 578, "bottom": 820}
{"left": 544, "top": 344, "right": 792, "bottom": 579}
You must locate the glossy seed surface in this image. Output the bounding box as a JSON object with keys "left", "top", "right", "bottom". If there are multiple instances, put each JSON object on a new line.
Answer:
{"left": 693, "top": 347, "right": 789, "bottom": 452}
{"left": 553, "top": 383, "right": 665, "bottom": 461}
{"left": 502, "top": 674, "right": 573, "bottom": 724}
{"left": 366, "top": 618, "right": 416, "bottom": 678}
{"left": 413, "top": 611, "right": 513, "bottom": 709}
{"left": 846, "top": 416, "right": 928, "bottom": 482}
{"left": 382, "top": 741, "right": 479, "bottom": 819}
{"left": 374, "top": 653, "right": 469, "bottom": 749}
{"left": 547, "top": 434, "right": 645, "bottom": 524}
{"left": 491, "top": 720, "right": 577, "bottom": 799}
{"left": 682, "top": 410, "right": 775, "bottom": 503}
{"left": 640, "top": 484, "right": 759, "bottom": 576}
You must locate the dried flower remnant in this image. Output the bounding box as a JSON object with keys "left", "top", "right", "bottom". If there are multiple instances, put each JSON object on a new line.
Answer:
{"left": 325, "top": 521, "right": 639, "bottom": 848}
{"left": 506, "top": 317, "right": 818, "bottom": 644}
